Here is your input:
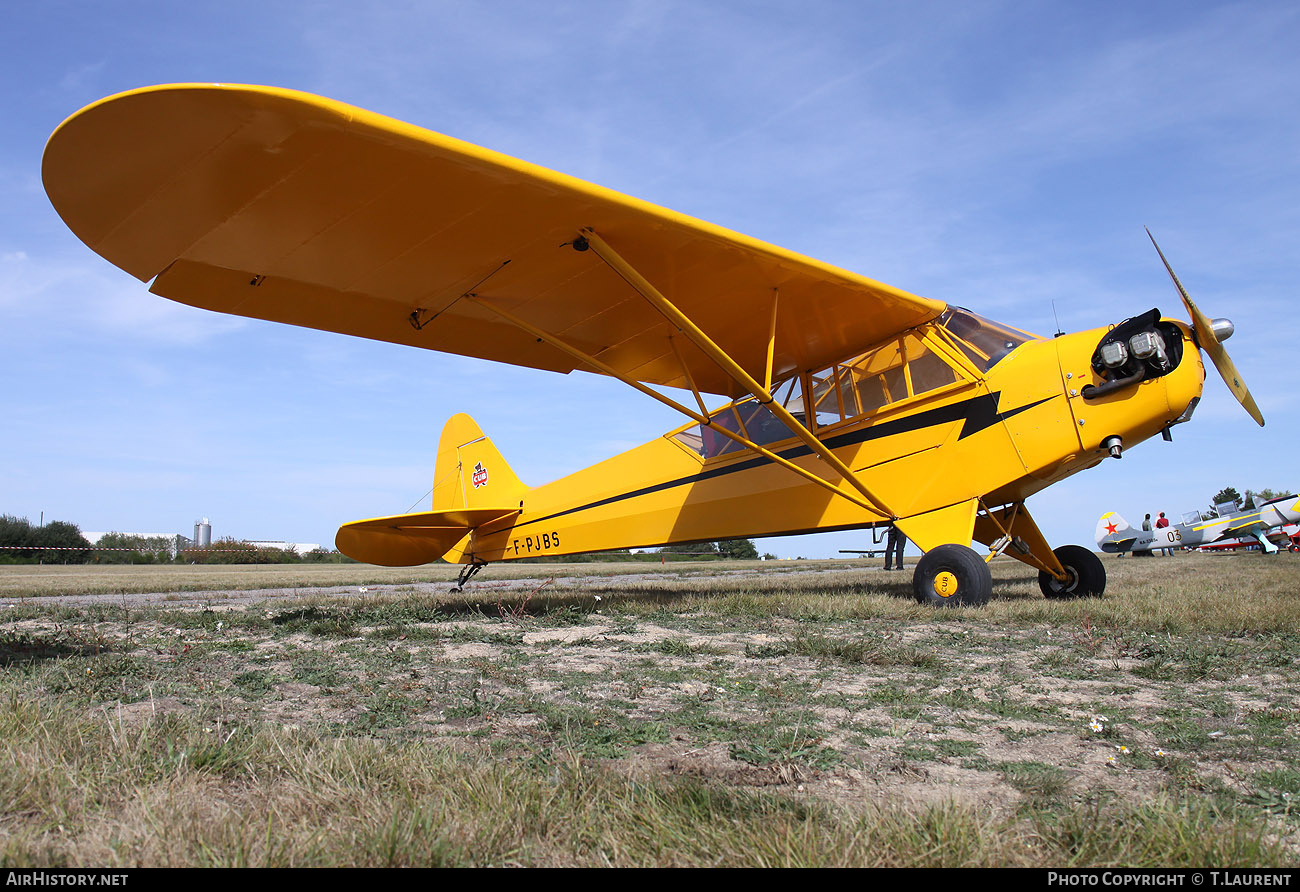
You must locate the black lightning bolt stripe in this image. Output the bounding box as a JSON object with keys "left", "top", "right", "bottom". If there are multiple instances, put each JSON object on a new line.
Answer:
{"left": 510, "top": 392, "right": 1055, "bottom": 531}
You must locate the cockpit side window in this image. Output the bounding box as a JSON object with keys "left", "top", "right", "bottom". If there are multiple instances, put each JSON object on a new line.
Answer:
{"left": 808, "top": 330, "right": 964, "bottom": 429}
{"left": 700, "top": 405, "right": 746, "bottom": 458}
{"left": 668, "top": 316, "right": 995, "bottom": 457}
{"left": 671, "top": 376, "right": 805, "bottom": 459}
{"left": 809, "top": 365, "right": 853, "bottom": 427}
{"left": 899, "top": 331, "right": 960, "bottom": 395}
{"left": 846, "top": 338, "right": 906, "bottom": 416}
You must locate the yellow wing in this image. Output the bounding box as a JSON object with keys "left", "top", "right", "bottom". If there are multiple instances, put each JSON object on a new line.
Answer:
{"left": 43, "top": 83, "right": 945, "bottom": 397}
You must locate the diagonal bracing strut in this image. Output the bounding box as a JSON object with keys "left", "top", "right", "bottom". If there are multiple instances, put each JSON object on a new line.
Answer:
{"left": 461, "top": 229, "right": 900, "bottom": 521}
{"left": 464, "top": 293, "right": 880, "bottom": 513}
{"left": 577, "top": 228, "right": 897, "bottom": 519}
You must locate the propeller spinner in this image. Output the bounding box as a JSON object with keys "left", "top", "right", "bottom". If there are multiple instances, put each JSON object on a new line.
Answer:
{"left": 1146, "top": 228, "right": 1265, "bottom": 427}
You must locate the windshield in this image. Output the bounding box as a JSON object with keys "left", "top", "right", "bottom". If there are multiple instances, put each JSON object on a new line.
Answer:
{"left": 935, "top": 307, "right": 1037, "bottom": 372}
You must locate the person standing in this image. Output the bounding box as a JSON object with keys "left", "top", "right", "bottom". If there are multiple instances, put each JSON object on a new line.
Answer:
{"left": 1136, "top": 513, "right": 1155, "bottom": 557}
{"left": 885, "top": 525, "right": 905, "bottom": 571}
{"left": 1155, "top": 511, "right": 1172, "bottom": 556}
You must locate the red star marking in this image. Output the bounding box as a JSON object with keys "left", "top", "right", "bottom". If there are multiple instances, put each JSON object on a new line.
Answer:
{"left": 1105, "top": 522, "right": 1118, "bottom": 534}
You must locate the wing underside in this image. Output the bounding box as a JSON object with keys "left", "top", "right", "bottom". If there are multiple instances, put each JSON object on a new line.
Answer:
{"left": 43, "top": 84, "right": 945, "bottom": 397}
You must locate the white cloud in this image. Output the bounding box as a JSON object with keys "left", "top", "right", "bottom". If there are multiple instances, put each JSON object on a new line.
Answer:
{"left": 1, "top": 250, "right": 247, "bottom": 344}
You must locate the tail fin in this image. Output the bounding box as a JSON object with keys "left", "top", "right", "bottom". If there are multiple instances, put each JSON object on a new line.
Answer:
{"left": 1095, "top": 512, "right": 1132, "bottom": 549}
{"left": 334, "top": 414, "right": 527, "bottom": 567}
{"left": 432, "top": 413, "right": 529, "bottom": 512}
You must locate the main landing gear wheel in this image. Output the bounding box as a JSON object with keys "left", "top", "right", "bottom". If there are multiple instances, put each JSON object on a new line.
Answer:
{"left": 1038, "top": 545, "right": 1106, "bottom": 599}
{"left": 913, "top": 544, "right": 992, "bottom": 607}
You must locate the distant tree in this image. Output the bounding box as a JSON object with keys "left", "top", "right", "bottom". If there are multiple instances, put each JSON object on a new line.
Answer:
{"left": 0, "top": 515, "right": 89, "bottom": 562}
{"left": 717, "top": 538, "right": 759, "bottom": 560}
{"left": 301, "top": 549, "right": 357, "bottom": 564}
{"left": 659, "top": 541, "right": 721, "bottom": 556}
{"left": 1250, "top": 488, "right": 1292, "bottom": 506}
{"left": 93, "top": 532, "right": 174, "bottom": 564}
{"left": 0, "top": 515, "right": 34, "bottom": 556}
{"left": 185, "top": 537, "right": 262, "bottom": 564}
{"left": 656, "top": 539, "right": 759, "bottom": 560}
{"left": 29, "top": 521, "right": 91, "bottom": 562}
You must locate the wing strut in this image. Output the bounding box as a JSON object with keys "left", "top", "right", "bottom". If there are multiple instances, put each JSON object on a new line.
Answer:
{"left": 465, "top": 291, "right": 880, "bottom": 514}
{"left": 578, "top": 228, "right": 897, "bottom": 520}
{"left": 764, "top": 289, "right": 779, "bottom": 391}
{"left": 668, "top": 335, "right": 711, "bottom": 418}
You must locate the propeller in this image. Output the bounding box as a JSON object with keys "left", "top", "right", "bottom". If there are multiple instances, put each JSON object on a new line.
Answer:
{"left": 1146, "top": 227, "right": 1264, "bottom": 427}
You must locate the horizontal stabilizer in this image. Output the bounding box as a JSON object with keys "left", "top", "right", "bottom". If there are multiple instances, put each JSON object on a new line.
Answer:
{"left": 336, "top": 508, "right": 519, "bottom": 567}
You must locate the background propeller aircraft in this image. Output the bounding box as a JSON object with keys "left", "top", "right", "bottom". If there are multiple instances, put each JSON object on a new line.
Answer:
{"left": 1097, "top": 494, "right": 1300, "bottom": 555}
{"left": 41, "top": 84, "right": 1265, "bottom": 606}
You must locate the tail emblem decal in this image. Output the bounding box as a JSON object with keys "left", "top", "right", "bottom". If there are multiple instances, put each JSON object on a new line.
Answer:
{"left": 471, "top": 461, "right": 489, "bottom": 489}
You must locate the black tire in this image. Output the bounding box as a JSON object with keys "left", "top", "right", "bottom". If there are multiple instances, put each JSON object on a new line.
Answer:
{"left": 913, "top": 544, "right": 992, "bottom": 607}
{"left": 1039, "top": 544, "right": 1106, "bottom": 599}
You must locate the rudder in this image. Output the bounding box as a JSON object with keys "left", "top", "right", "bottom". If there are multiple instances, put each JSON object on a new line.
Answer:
{"left": 1095, "top": 512, "right": 1131, "bottom": 549}
{"left": 432, "top": 413, "right": 529, "bottom": 512}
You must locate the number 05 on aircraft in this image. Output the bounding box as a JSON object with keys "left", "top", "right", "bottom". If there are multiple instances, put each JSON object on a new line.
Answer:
{"left": 42, "top": 84, "right": 1264, "bottom": 605}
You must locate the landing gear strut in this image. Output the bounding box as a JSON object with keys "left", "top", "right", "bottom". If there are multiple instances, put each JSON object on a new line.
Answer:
{"left": 970, "top": 501, "right": 1107, "bottom": 601}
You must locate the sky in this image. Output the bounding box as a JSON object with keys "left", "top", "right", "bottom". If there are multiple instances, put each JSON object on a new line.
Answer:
{"left": 3, "top": 0, "right": 1298, "bottom": 559}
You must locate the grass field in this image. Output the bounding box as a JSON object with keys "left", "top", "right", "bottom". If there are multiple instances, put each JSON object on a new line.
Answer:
{"left": 1, "top": 552, "right": 1297, "bottom": 866}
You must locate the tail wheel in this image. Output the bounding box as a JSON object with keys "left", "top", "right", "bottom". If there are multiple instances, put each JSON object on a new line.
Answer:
{"left": 913, "top": 544, "right": 992, "bottom": 607}
{"left": 1039, "top": 545, "right": 1106, "bottom": 599}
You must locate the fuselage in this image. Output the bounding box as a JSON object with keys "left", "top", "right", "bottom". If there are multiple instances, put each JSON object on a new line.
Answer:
{"left": 1099, "top": 496, "right": 1300, "bottom": 554}
{"left": 450, "top": 309, "right": 1206, "bottom": 562}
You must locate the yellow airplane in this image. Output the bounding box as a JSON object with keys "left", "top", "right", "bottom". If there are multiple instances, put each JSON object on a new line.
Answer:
{"left": 42, "top": 84, "right": 1265, "bottom": 605}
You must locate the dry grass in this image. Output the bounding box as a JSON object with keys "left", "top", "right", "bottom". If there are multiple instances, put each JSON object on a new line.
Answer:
{"left": 0, "top": 701, "right": 1283, "bottom": 867}
{"left": 1, "top": 551, "right": 1297, "bottom": 866}
{"left": 0, "top": 558, "right": 781, "bottom": 598}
